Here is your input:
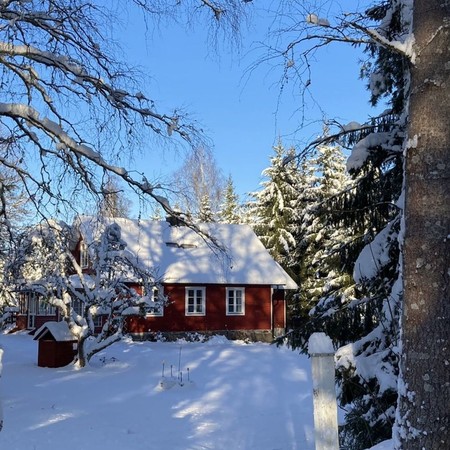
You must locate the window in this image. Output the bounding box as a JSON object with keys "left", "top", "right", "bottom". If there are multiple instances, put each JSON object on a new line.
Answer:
{"left": 185, "top": 287, "right": 205, "bottom": 316}
{"left": 93, "top": 315, "right": 103, "bottom": 328}
{"left": 226, "top": 288, "right": 245, "bottom": 315}
{"left": 21, "top": 292, "right": 55, "bottom": 315}
{"left": 26, "top": 292, "right": 37, "bottom": 329}
{"left": 27, "top": 292, "right": 37, "bottom": 315}
{"left": 71, "top": 299, "right": 84, "bottom": 317}
{"left": 18, "top": 292, "right": 29, "bottom": 314}
{"left": 80, "top": 241, "right": 90, "bottom": 268}
{"left": 38, "top": 298, "right": 56, "bottom": 315}
{"left": 146, "top": 288, "right": 164, "bottom": 317}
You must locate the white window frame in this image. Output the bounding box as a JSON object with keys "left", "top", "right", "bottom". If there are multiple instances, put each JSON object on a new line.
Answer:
{"left": 146, "top": 288, "right": 164, "bottom": 317}
{"left": 185, "top": 287, "right": 206, "bottom": 316}
{"left": 80, "top": 241, "right": 90, "bottom": 269}
{"left": 27, "top": 292, "right": 37, "bottom": 328}
{"left": 226, "top": 287, "right": 245, "bottom": 316}
{"left": 71, "top": 298, "right": 84, "bottom": 317}
{"left": 27, "top": 292, "right": 37, "bottom": 315}
{"left": 93, "top": 315, "right": 103, "bottom": 328}
{"left": 19, "top": 292, "right": 29, "bottom": 314}
{"left": 22, "top": 292, "right": 55, "bottom": 316}
{"left": 37, "top": 298, "right": 56, "bottom": 315}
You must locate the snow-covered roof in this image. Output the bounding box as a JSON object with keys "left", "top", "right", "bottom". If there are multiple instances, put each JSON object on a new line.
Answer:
{"left": 77, "top": 216, "right": 298, "bottom": 289}
{"left": 33, "top": 321, "right": 75, "bottom": 342}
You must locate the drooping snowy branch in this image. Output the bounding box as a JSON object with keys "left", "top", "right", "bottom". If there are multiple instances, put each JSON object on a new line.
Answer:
{"left": 0, "top": 0, "right": 250, "bottom": 221}
{"left": 345, "top": 21, "right": 416, "bottom": 63}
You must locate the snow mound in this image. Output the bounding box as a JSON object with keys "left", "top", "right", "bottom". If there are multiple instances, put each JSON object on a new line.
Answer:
{"left": 157, "top": 377, "right": 196, "bottom": 391}
{"left": 308, "top": 332, "right": 334, "bottom": 354}
{"left": 365, "top": 439, "right": 393, "bottom": 450}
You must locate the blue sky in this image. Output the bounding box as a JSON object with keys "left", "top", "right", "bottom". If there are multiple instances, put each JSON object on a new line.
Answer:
{"left": 119, "top": 1, "right": 376, "bottom": 202}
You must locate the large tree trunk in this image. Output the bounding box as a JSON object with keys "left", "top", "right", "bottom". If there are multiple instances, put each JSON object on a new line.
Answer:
{"left": 397, "top": 0, "right": 450, "bottom": 448}
{"left": 77, "top": 334, "right": 88, "bottom": 368}
{"left": 0, "top": 346, "right": 3, "bottom": 432}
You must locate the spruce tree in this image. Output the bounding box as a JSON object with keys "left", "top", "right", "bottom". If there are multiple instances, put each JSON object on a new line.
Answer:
{"left": 288, "top": 124, "right": 403, "bottom": 450}
{"left": 332, "top": 3, "right": 407, "bottom": 445}
{"left": 283, "top": 154, "right": 318, "bottom": 321}
{"left": 197, "top": 194, "right": 214, "bottom": 223}
{"left": 280, "top": 2, "right": 408, "bottom": 447}
{"left": 250, "top": 142, "right": 299, "bottom": 269}
{"left": 219, "top": 175, "right": 241, "bottom": 224}
{"left": 297, "top": 142, "right": 353, "bottom": 322}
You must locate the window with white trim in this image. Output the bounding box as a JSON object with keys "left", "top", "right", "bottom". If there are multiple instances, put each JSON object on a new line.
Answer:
{"left": 146, "top": 288, "right": 164, "bottom": 317}
{"left": 80, "top": 241, "right": 90, "bottom": 268}
{"left": 71, "top": 298, "right": 84, "bottom": 317}
{"left": 93, "top": 315, "right": 103, "bottom": 328}
{"left": 22, "top": 292, "right": 55, "bottom": 316}
{"left": 18, "top": 292, "right": 29, "bottom": 314}
{"left": 25, "top": 292, "right": 37, "bottom": 315}
{"left": 38, "top": 298, "right": 56, "bottom": 315}
{"left": 226, "top": 288, "right": 245, "bottom": 315}
{"left": 185, "top": 287, "right": 206, "bottom": 316}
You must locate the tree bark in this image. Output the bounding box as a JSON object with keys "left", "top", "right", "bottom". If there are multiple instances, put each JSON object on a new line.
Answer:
{"left": 77, "top": 334, "right": 88, "bottom": 368}
{"left": 397, "top": 0, "right": 450, "bottom": 448}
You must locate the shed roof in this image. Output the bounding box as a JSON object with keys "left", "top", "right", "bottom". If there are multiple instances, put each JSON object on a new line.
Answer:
{"left": 76, "top": 216, "right": 298, "bottom": 289}
{"left": 33, "top": 321, "right": 75, "bottom": 342}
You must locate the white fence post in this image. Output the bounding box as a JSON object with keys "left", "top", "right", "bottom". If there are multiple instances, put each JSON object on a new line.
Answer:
{"left": 308, "top": 332, "right": 339, "bottom": 450}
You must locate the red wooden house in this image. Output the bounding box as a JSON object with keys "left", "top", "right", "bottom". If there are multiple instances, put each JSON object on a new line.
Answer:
{"left": 18, "top": 217, "right": 297, "bottom": 341}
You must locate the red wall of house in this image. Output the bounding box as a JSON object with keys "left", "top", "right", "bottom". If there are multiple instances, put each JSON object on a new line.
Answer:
{"left": 126, "top": 284, "right": 275, "bottom": 334}
{"left": 34, "top": 315, "right": 59, "bottom": 330}
{"left": 16, "top": 314, "right": 60, "bottom": 331}
{"left": 15, "top": 283, "right": 286, "bottom": 336}
{"left": 273, "top": 299, "right": 286, "bottom": 330}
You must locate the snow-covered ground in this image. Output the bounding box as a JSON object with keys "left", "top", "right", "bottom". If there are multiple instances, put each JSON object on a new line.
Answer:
{"left": 0, "top": 332, "right": 316, "bottom": 450}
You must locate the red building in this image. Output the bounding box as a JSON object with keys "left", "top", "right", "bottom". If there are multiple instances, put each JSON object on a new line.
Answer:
{"left": 33, "top": 321, "right": 77, "bottom": 368}
{"left": 18, "top": 217, "right": 297, "bottom": 341}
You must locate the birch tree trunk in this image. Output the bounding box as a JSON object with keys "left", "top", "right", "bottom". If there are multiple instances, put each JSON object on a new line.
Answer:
{"left": 397, "top": 0, "right": 450, "bottom": 448}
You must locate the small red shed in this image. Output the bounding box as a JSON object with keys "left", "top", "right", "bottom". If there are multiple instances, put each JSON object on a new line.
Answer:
{"left": 34, "top": 321, "right": 76, "bottom": 368}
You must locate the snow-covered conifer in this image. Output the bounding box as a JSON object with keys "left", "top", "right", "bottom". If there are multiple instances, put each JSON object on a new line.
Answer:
{"left": 301, "top": 8, "right": 405, "bottom": 448}
{"left": 250, "top": 142, "right": 299, "bottom": 268}
{"left": 219, "top": 175, "right": 241, "bottom": 224}
{"left": 269, "top": 2, "right": 408, "bottom": 446}
{"left": 197, "top": 194, "right": 215, "bottom": 223}
{"left": 290, "top": 141, "right": 352, "bottom": 323}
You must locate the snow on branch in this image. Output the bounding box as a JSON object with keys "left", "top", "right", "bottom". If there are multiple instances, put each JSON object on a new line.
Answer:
{"left": 282, "top": 112, "right": 400, "bottom": 165}
{"left": 0, "top": 102, "right": 220, "bottom": 240}
{"left": 346, "top": 21, "right": 416, "bottom": 63}
{"left": 0, "top": 0, "right": 211, "bottom": 221}
{"left": 306, "top": 14, "right": 330, "bottom": 27}
{"left": 303, "top": 11, "right": 416, "bottom": 61}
